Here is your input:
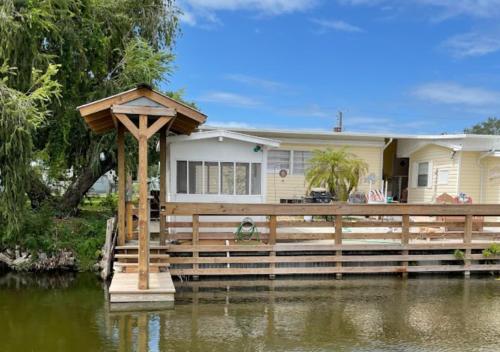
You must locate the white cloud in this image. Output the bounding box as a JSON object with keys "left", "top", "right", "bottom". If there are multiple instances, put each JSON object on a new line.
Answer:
{"left": 277, "top": 104, "right": 335, "bottom": 118}
{"left": 225, "top": 73, "right": 292, "bottom": 91}
{"left": 339, "top": 0, "right": 500, "bottom": 19}
{"left": 311, "top": 18, "right": 364, "bottom": 32}
{"left": 198, "top": 91, "right": 262, "bottom": 107}
{"left": 206, "top": 120, "right": 254, "bottom": 128}
{"left": 443, "top": 32, "right": 500, "bottom": 57}
{"left": 179, "top": 0, "right": 318, "bottom": 26}
{"left": 412, "top": 82, "right": 500, "bottom": 106}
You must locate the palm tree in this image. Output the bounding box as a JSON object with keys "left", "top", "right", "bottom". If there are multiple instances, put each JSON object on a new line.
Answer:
{"left": 305, "top": 148, "right": 368, "bottom": 201}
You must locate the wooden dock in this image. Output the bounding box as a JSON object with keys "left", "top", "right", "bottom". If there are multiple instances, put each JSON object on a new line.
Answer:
{"left": 110, "top": 202, "right": 500, "bottom": 303}
{"left": 109, "top": 272, "right": 175, "bottom": 303}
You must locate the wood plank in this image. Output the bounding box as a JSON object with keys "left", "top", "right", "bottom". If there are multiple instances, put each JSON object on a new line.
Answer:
{"left": 114, "top": 113, "right": 139, "bottom": 139}
{"left": 137, "top": 114, "right": 149, "bottom": 290}
{"left": 168, "top": 254, "right": 465, "bottom": 264}
{"left": 167, "top": 242, "right": 495, "bottom": 253}
{"left": 162, "top": 202, "right": 500, "bottom": 216}
{"left": 464, "top": 214, "right": 473, "bottom": 277}
{"left": 145, "top": 117, "right": 173, "bottom": 139}
{"left": 117, "top": 124, "right": 126, "bottom": 246}
{"left": 111, "top": 105, "right": 176, "bottom": 117}
{"left": 159, "top": 128, "right": 167, "bottom": 246}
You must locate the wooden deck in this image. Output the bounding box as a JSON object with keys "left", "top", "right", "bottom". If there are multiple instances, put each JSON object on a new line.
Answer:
{"left": 109, "top": 272, "right": 175, "bottom": 303}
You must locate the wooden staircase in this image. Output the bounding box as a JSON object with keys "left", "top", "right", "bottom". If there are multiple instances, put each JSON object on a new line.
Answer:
{"left": 114, "top": 244, "right": 170, "bottom": 273}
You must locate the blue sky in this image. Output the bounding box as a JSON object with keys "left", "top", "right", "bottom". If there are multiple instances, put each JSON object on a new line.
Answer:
{"left": 164, "top": 0, "right": 500, "bottom": 134}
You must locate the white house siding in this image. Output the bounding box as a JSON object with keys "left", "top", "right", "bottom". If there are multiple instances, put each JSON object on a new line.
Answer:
{"left": 458, "top": 152, "right": 481, "bottom": 202}
{"left": 408, "top": 145, "right": 459, "bottom": 203}
{"left": 168, "top": 138, "right": 268, "bottom": 204}
{"left": 265, "top": 143, "right": 383, "bottom": 203}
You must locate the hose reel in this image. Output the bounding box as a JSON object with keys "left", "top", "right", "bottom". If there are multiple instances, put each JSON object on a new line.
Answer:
{"left": 234, "top": 217, "right": 260, "bottom": 242}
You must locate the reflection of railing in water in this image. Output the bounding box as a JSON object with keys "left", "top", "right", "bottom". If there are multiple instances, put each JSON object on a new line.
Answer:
{"left": 104, "top": 278, "right": 497, "bottom": 351}
{"left": 154, "top": 203, "right": 500, "bottom": 277}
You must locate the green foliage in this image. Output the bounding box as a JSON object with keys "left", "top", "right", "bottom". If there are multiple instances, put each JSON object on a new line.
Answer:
{"left": 306, "top": 148, "right": 369, "bottom": 201}
{"left": 464, "top": 117, "right": 500, "bottom": 135}
{"left": 482, "top": 243, "right": 500, "bottom": 258}
{"left": 454, "top": 249, "right": 465, "bottom": 261}
{"left": 0, "top": 199, "right": 114, "bottom": 271}
{"left": 0, "top": 63, "right": 61, "bottom": 232}
{"left": 0, "top": 0, "right": 183, "bottom": 235}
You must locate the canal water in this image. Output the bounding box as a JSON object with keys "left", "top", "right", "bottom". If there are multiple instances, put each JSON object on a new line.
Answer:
{"left": 0, "top": 272, "right": 499, "bottom": 352}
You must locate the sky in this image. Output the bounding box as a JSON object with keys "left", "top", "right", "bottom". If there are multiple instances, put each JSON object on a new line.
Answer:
{"left": 163, "top": 0, "right": 500, "bottom": 134}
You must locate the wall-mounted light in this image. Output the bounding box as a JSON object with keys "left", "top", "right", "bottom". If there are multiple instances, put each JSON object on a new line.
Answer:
{"left": 253, "top": 145, "right": 262, "bottom": 152}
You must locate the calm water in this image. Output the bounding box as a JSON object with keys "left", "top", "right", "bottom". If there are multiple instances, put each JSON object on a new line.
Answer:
{"left": 0, "top": 272, "right": 499, "bottom": 352}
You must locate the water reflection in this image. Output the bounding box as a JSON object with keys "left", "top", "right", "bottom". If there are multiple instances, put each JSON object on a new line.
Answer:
{"left": 1, "top": 273, "right": 499, "bottom": 351}
{"left": 104, "top": 277, "right": 500, "bottom": 352}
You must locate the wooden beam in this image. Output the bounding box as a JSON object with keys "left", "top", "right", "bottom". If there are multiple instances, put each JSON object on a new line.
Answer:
{"left": 401, "top": 214, "right": 410, "bottom": 278}
{"left": 162, "top": 202, "right": 500, "bottom": 216}
{"left": 138, "top": 114, "right": 149, "bottom": 290}
{"left": 145, "top": 116, "right": 172, "bottom": 139}
{"left": 117, "top": 124, "right": 126, "bottom": 246}
{"left": 159, "top": 128, "right": 167, "bottom": 246}
{"left": 335, "top": 215, "right": 342, "bottom": 279}
{"left": 464, "top": 214, "right": 473, "bottom": 278}
{"left": 114, "top": 113, "right": 139, "bottom": 140}
{"left": 111, "top": 105, "right": 176, "bottom": 117}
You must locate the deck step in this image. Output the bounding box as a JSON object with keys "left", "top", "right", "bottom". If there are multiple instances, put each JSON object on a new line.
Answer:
{"left": 114, "top": 262, "right": 169, "bottom": 267}
{"left": 115, "top": 245, "right": 170, "bottom": 250}
{"left": 115, "top": 254, "right": 170, "bottom": 259}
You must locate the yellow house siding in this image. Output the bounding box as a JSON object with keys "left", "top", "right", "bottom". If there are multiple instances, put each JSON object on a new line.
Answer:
{"left": 482, "top": 157, "right": 500, "bottom": 204}
{"left": 408, "top": 145, "right": 459, "bottom": 203}
{"left": 265, "top": 143, "right": 383, "bottom": 203}
{"left": 458, "top": 152, "right": 481, "bottom": 202}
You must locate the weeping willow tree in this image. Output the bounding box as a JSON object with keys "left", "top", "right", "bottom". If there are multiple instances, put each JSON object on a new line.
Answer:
{"left": 0, "top": 63, "right": 61, "bottom": 233}
{"left": 0, "top": 0, "right": 185, "bottom": 220}
{"left": 306, "top": 148, "right": 369, "bottom": 201}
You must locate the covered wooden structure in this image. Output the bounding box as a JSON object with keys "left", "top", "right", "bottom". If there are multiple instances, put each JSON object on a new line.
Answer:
{"left": 78, "top": 85, "right": 206, "bottom": 290}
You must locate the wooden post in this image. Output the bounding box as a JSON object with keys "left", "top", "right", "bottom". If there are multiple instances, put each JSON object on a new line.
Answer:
{"left": 464, "top": 214, "right": 472, "bottom": 278}
{"left": 335, "top": 215, "right": 342, "bottom": 279}
{"left": 138, "top": 114, "right": 149, "bottom": 290}
{"left": 159, "top": 128, "right": 167, "bottom": 246}
{"left": 401, "top": 214, "right": 410, "bottom": 279}
{"left": 117, "top": 123, "right": 126, "bottom": 246}
{"left": 268, "top": 215, "right": 277, "bottom": 280}
{"left": 126, "top": 202, "right": 133, "bottom": 241}
{"left": 192, "top": 214, "right": 199, "bottom": 280}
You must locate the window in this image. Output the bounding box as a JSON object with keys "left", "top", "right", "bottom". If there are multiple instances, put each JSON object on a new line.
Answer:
{"left": 176, "top": 160, "right": 262, "bottom": 196}
{"left": 268, "top": 150, "right": 290, "bottom": 172}
{"left": 293, "top": 151, "right": 312, "bottom": 174}
{"left": 177, "top": 161, "right": 187, "bottom": 193}
{"left": 204, "top": 162, "right": 219, "bottom": 194}
{"left": 417, "top": 162, "right": 429, "bottom": 187}
{"left": 188, "top": 161, "right": 203, "bottom": 194}
{"left": 221, "top": 162, "right": 234, "bottom": 194}
{"left": 251, "top": 163, "right": 261, "bottom": 195}
{"left": 235, "top": 163, "right": 249, "bottom": 195}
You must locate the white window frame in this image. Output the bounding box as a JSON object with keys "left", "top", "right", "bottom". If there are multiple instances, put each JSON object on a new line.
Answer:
{"left": 267, "top": 149, "right": 291, "bottom": 173}
{"left": 412, "top": 160, "right": 433, "bottom": 188}
{"left": 176, "top": 159, "right": 262, "bottom": 196}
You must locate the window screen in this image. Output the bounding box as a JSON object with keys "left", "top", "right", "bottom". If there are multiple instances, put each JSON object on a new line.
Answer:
{"left": 293, "top": 151, "right": 312, "bottom": 174}
{"left": 251, "top": 163, "right": 261, "bottom": 195}
{"left": 268, "top": 150, "right": 290, "bottom": 172}
{"left": 417, "top": 162, "right": 429, "bottom": 187}
{"left": 176, "top": 161, "right": 187, "bottom": 194}
{"left": 221, "top": 162, "right": 234, "bottom": 194}
{"left": 204, "top": 162, "right": 219, "bottom": 194}
{"left": 188, "top": 161, "right": 203, "bottom": 194}
{"left": 235, "top": 163, "right": 249, "bottom": 195}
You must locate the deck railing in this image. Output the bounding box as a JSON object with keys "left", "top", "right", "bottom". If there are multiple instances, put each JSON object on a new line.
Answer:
{"left": 147, "top": 203, "right": 500, "bottom": 277}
